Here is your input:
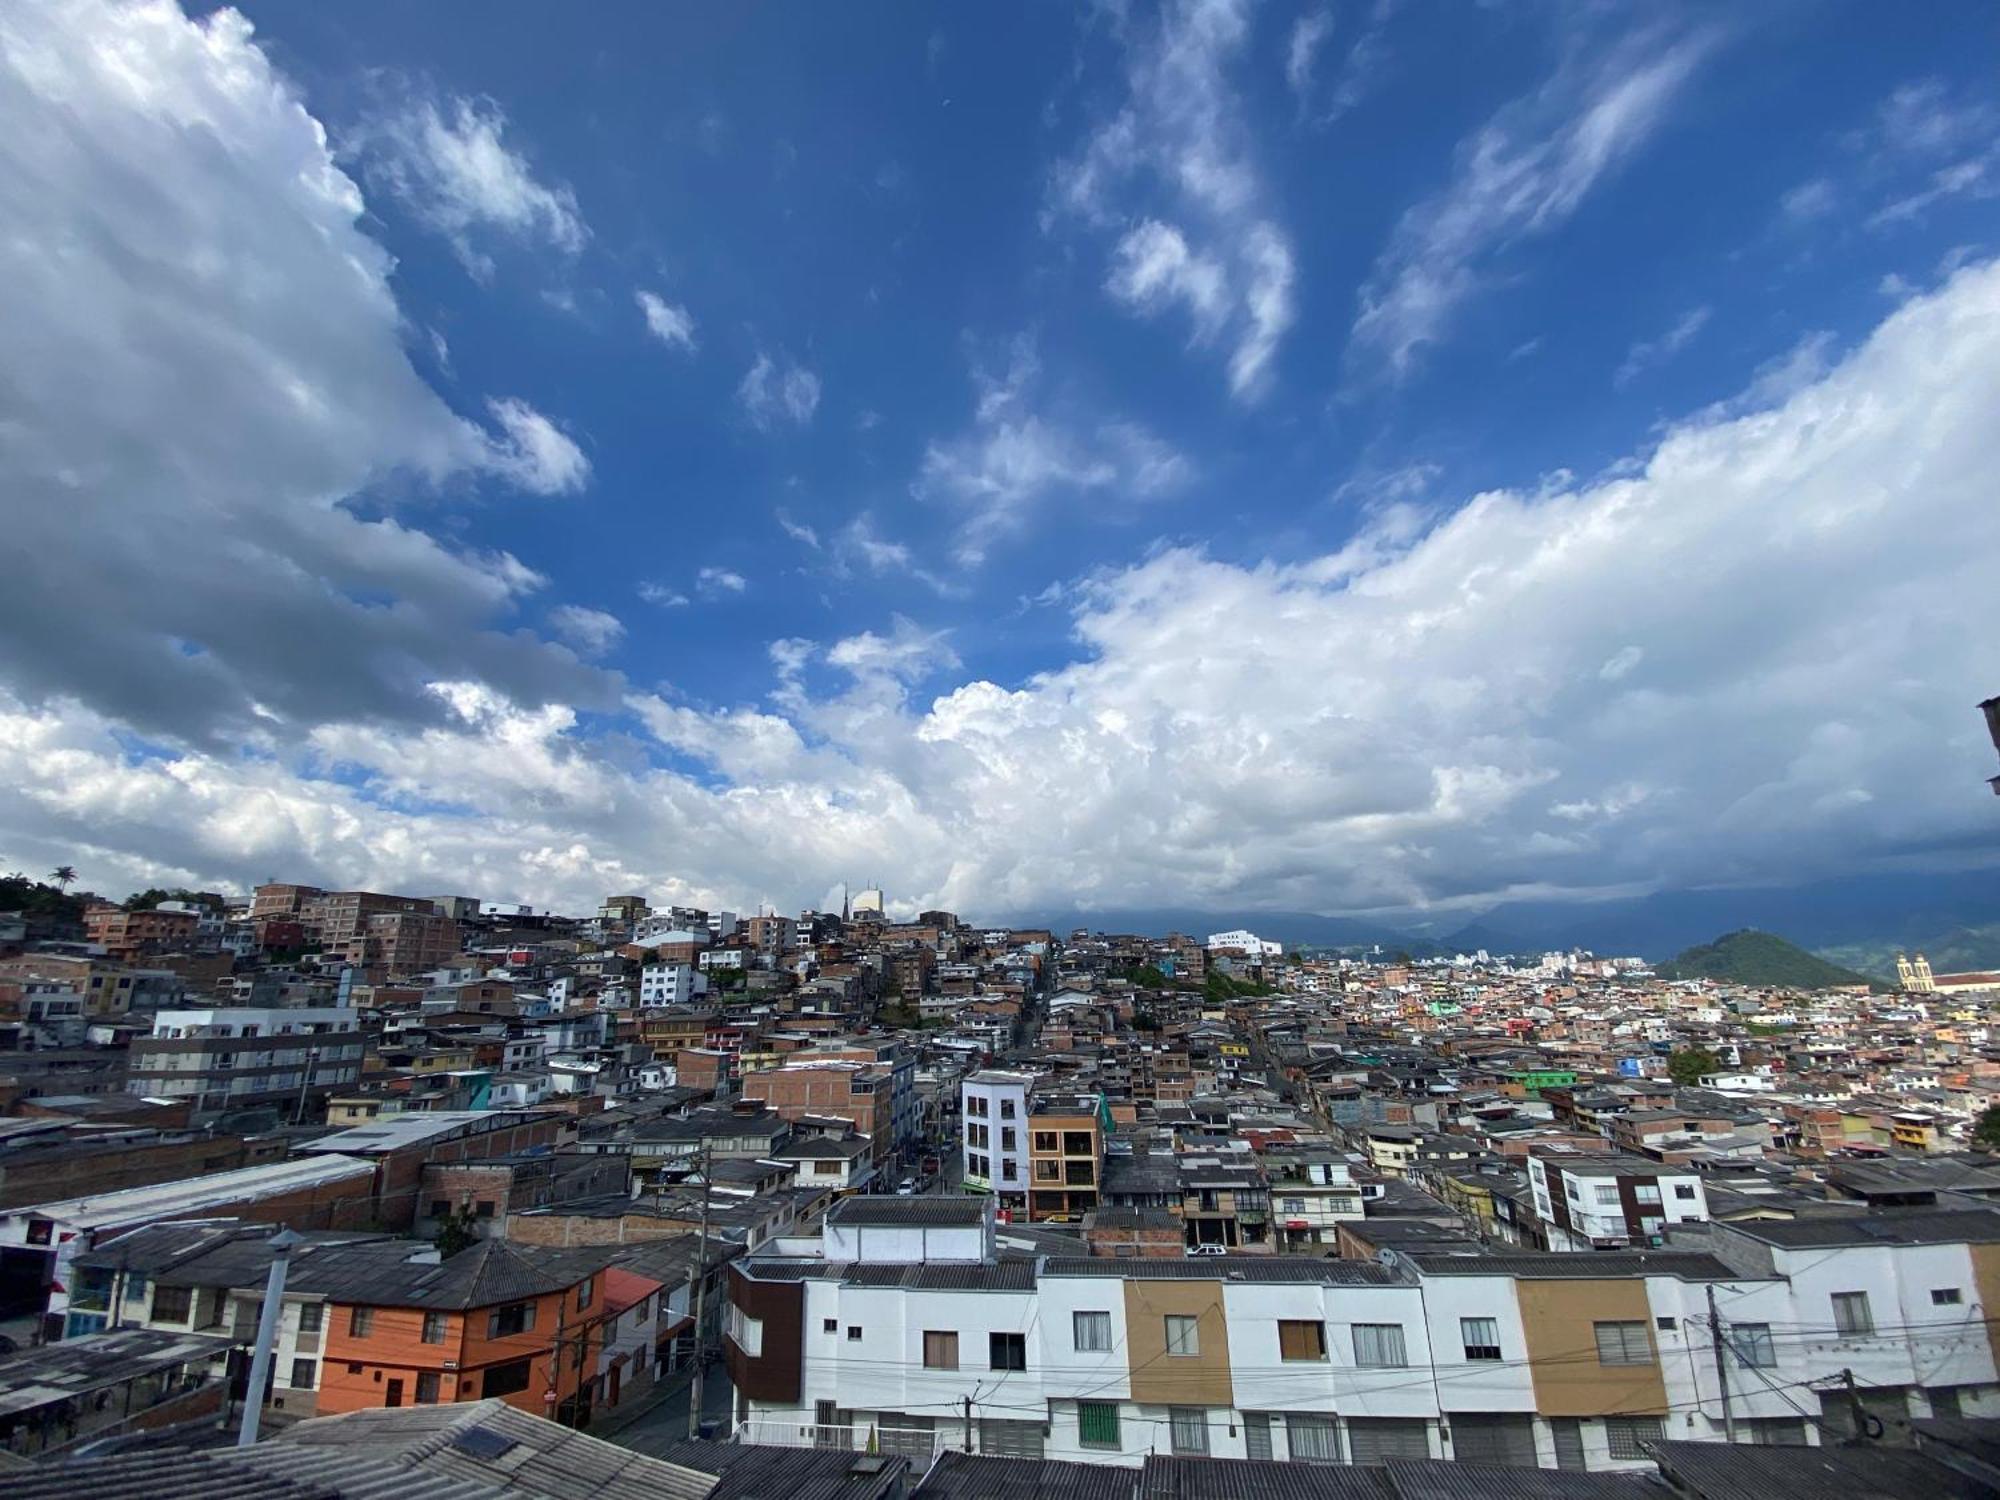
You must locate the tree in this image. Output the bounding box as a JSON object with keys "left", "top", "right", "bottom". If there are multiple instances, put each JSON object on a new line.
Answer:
{"left": 434, "top": 1203, "right": 482, "bottom": 1258}
{"left": 1973, "top": 1105, "right": 2000, "bottom": 1154}
{"left": 1666, "top": 1046, "right": 1721, "bottom": 1087}
{"left": 48, "top": 866, "right": 76, "bottom": 891}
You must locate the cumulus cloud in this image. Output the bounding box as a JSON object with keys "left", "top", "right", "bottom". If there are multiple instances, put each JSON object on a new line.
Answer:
{"left": 1353, "top": 22, "right": 1719, "bottom": 379}
{"left": 19, "top": 256, "right": 2000, "bottom": 921}
{"left": 1051, "top": 0, "right": 1297, "bottom": 398}
{"left": 1284, "top": 10, "right": 1334, "bottom": 105}
{"left": 636, "top": 290, "right": 697, "bottom": 352}
{"left": 638, "top": 582, "right": 689, "bottom": 608}
{"left": 915, "top": 338, "right": 1190, "bottom": 566}
{"left": 698, "top": 566, "right": 748, "bottom": 596}
{"left": 738, "top": 352, "right": 821, "bottom": 428}
{"left": 355, "top": 91, "right": 586, "bottom": 279}
{"left": 482, "top": 398, "right": 591, "bottom": 494}
{"left": 0, "top": 0, "right": 611, "bottom": 751}
{"left": 546, "top": 605, "right": 624, "bottom": 658}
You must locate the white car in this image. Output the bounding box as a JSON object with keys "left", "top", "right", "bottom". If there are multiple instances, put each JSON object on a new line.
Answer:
{"left": 1186, "top": 1243, "right": 1228, "bottom": 1256}
{"left": 896, "top": 1177, "right": 919, "bottom": 1196}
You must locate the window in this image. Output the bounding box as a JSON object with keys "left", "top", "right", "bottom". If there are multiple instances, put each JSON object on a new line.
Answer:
{"left": 1460, "top": 1317, "right": 1501, "bottom": 1361}
{"left": 1035, "top": 1160, "right": 1061, "bottom": 1182}
{"left": 725, "top": 1304, "right": 762, "bottom": 1356}
{"left": 1656, "top": 1316, "right": 1677, "bottom": 1332}
{"left": 576, "top": 1277, "right": 594, "bottom": 1311}
{"left": 1605, "top": 1416, "right": 1665, "bottom": 1461}
{"left": 1748, "top": 1416, "right": 1810, "bottom": 1444}
{"left": 1078, "top": 1400, "right": 1120, "bottom": 1448}
{"left": 483, "top": 1358, "right": 532, "bottom": 1398}
{"left": 348, "top": 1307, "right": 374, "bottom": 1339}
{"left": 289, "top": 1358, "right": 316, "bottom": 1390}
{"left": 1244, "top": 1412, "right": 1272, "bottom": 1460}
{"left": 1635, "top": 1183, "right": 1662, "bottom": 1205}
{"left": 1353, "top": 1323, "right": 1408, "bottom": 1368}
{"left": 1164, "top": 1315, "right": 1200, "bottom": 1356}
{"left": 923, "top": 1330, "right": 959, "bottom": 1370}
{"left": 488, "top": 1302, "right": 536, "bottom": 1338}
{"left": 420, "top": 1311, "right": 447, "bottom": 1344}
{"left": 1074, "top": 1311, "right": 1112, "bottom": 1352}
{"left": 1551, "top": 1417, "right": 1585, "bottom": 1470}
{"left": 968, "top": 1096, "right": 987, "bottom": 1117}
{"left": 1283, "top": 1196, "right": 1306, "bottom": 1214}
{"left": 824, "top": 1318, "right": 839, "bottom": 1334}
{"left": 1594, "top": 1185, "right": 1620, "bottom": 1205}
{"left": 1593, "top": 1320, "right": 1654, "bottom": 1366}
{"left": 1286, "top": 1412, "right": 1341, "bottom": 1462}
{"left": 1674, "top": 1184, "right": 1697, "bottom": 1200}
{"left": 415, "top": 1371, "right": 441, "bottom": 1404}
{"left": 1730, "top": 1323, "right": 1776, "bottom": 1368}
{"left": 990, "top": 1332, "right": 1026, "bottom": 1371}
{"left": 1033, "top": 1131, "right": 1058, "bottom": 1152}
{"left": 1831, "top": 1291, "right": 1874, "bottom": 1336}
{"left": 847, "top": 1326, "right": 862, "bottom": 1341}
{"left": 297, "top": 1302, "right": 323, "bottom": 1334}
{"left": 1169, "top": 1407, "right": 1209, "bottom": 1455}
{"left": 475, "top": 1202, "right": 494, "bottom": 1218}
{"left": 1930, "top": 1387, "right": 1965, "bottom": 1420}
{"left": 1000, "top": 1099, "right": 1016, "bottom": 1119}
{"left": 429, "top": 1199, "right": 450, "bottom": 1218}
{"left": 1001, "top": 1159, "right": 1018, "bottom": 1181}
{"left": 1278, "top": 1319, "right": 1327, "bottom": 1361}
{"left": 151, "top": 1285, "right": 193, "bottom": 1323}
{"left": 1001, "top": 1128, "right": 1017, "bottom": 1150}
{"left": 1933, "top": 1287, "right": 1964, "bottom": 1306}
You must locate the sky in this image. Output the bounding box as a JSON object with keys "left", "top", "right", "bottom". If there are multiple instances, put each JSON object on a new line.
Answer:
{"left": 3, "top": 0, "right": 2000, "bottom": 925}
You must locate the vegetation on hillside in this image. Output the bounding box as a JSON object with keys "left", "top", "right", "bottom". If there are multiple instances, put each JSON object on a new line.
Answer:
{"left": 0, "top": 874, "right": 86, "bottom": 927}
{"left": 1656, "top": 929, "right": 1885, "bottom": 991}
{"left": 1666, "top": 1046, "right": 1721, "bottom": 1086}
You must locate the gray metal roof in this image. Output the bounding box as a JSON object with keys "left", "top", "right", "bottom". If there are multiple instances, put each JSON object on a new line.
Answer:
{"left": 916, "top": 1451, "right": 1135, "bottom": 1500}
{"left": 0, "top": 1329, "right": 230, "bottom": 1417}
{"left": 326, "top": 1239, "right": 617, "bottom": 1310}
{"left": 1647, "top": 1438, "right": 1987, "bottom": 1499}
{"left": 825, "top": 1196, "right": 989, "bottom": 1227}
{"left": 276, "top": 1397, "right": 716, "bottom": 1500}
{"left": 640, "top": 1439, "right": 908, "bottom": 1500}
{"left": 1042, "top": 1257, "right": 1401, "bottom": 1285}
{"left": 1405, "top": 1250, "right": 1741, "bottom": 1281}
{"left": 18, "top": 1444, "right": 503, "bottom": 1500}
{"left": 1378, "top": 1460, "right": 1670, "bottom": 1498}
{"left": 1139, "top": 1454, "right": 1393, "bottom": 1498}
{"left": 1717, "top": 1207, "right": 2000, "bottom": 1249}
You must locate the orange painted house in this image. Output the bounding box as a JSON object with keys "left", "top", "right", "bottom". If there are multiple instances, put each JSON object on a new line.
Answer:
{"left": 317, "top": 1239, "right": 619, "bottom": 1425}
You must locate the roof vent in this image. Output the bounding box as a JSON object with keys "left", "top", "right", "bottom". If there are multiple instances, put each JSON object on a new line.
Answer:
{"left": 850, "top": 1455, "right": 891, "bottom": 1475}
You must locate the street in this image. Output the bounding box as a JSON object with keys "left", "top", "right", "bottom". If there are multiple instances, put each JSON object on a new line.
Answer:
{"left": 598, "top": 1360, "right": 734, "bottom": 1458}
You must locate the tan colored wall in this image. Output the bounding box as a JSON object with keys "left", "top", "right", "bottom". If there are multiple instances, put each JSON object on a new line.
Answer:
{"left": 1515, "top": 1278, "right": 1668, "bottom": 1417}
{"left": 1969, "top": 1243, "right": 2000, "bottom": 1367}
{"left": 1123, "top": 1280, "right": 1233, "bottom": 1407}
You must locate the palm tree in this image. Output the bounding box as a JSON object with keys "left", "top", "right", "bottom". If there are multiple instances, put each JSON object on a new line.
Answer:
{"left": 48, "top": 866, "right": 76, "bottom": 891}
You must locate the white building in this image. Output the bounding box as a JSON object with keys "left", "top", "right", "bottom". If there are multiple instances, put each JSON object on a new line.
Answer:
{"left": 1205, "top": 929, "right": 1283, "bottom": 958}
{"left": 960, "top": 1070, "right": 1034, "bottom": 1204}
{"left": 640, "top": 962, "right": 708, "bottom": 1007}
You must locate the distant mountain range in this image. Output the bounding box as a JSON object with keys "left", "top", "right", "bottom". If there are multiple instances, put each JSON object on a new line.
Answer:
{"left": 1028, "top": 866, "right": 2000, "bottom": 979}
{"left": 1655, "top": 929, "right": 1884, "bottom": 991}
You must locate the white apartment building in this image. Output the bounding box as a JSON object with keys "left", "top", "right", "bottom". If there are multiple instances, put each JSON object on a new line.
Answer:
{"left": 126, "top": 1005, "right": 364, "bottom": 1110}
{"left": 1528, "top": 1155, "right": 1709, "bottom": 1252}
{"left": 640, "top": 962, "right": 708, "bottom": 1007}
{"left": 960, "top": 1070, "right": 1034, "bottom": 1204}
{"left": 723, "top": 1200, "right": 2000, "bottom": 1473}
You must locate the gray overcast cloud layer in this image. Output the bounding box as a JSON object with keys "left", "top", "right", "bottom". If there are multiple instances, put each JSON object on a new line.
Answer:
{"left": 2, "top": 0, "right": 1998, "bottom": 922}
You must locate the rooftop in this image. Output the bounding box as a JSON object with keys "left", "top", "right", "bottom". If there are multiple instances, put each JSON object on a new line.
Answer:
{"left": 2, "top": 1153, "right": 376, "bottom": 1231}
{"left": 0, "top": 1328, "right": 228, "bottom": 1417}
{"left": 1719, "top": 1207, "right": 2000, "bottom": 1249}
{"left": 824, "top": 1195, "right": 989, "bottom": 1228}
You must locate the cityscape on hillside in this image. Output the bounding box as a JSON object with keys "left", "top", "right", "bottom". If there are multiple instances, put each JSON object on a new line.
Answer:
{"left": 5, "top": 872, "right": 2000, "bottom": 1495}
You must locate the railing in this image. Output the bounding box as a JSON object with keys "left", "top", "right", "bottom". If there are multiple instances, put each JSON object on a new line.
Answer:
{"left": 731, "top": 1418, "right": 963, "bottom": 1460}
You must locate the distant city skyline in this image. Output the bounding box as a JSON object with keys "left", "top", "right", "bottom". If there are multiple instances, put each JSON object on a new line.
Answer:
{"left": 4, "top": 1, "right": 1999, "bottom": 922}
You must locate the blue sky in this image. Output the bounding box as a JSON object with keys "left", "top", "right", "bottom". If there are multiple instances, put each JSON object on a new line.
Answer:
{"left": 3, "top": 0, "right": 1999, "bottom": 921}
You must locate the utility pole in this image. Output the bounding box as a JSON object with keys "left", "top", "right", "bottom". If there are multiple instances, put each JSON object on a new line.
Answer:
{"left": 292, "top": 1046, "right": 320, "bottom": 1126}
{"left": 686, "top": 1137, "right": 713, "bottom": 1440}
{"left": 1706, "top": 1285, "right": 1735, "bottom": 1444}
{"left": 963, "top": 1393, "right": 973, "bottom": 1453}
{"left": 1841, "top": 1367, "right": 1878, "bottom": 1443}
{"left": 236, "top": 1226, "right": 300, "bottom": 1447}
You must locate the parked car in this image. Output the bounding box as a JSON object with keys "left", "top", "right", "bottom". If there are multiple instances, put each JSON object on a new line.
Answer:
{"left": 1187, "top": 1242, "right": 1228, "bottom": 1256}
{"left": 896, "top": 1177, "right": 919, "bottom": 1195}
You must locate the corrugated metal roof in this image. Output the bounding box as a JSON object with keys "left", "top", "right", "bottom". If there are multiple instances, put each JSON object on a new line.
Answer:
{"left": 1720, "top": 1208, "right": 2000, "bottom": 1248}
{"left": 1378, "top": 1459, "right": 1670, "bottom": 1497}
{"left": 1406, "top": 1251, "right": 1739, "bottom": 1281}
{"left": 916, "top": 1451, "right": 1134, "bottom": 1500}
{"left": 1648, "top": 1439, "right": 1987, "bottom": 1499}
{"left": 842, "top": 1261, "right": 1039, "bottom": 1291}
{"left": 825, "top": 1197, "right": 990, "bottom": 1228}
{"left": 0, "top": 1329, "right": 230, "bottom": 1417}
{"left": 1138, "top": 1454, "right": 1393, "bottom": 1498}
{"left": 1042, "top": 1258, "right": 1401, "bottom": 1285}
{"left": 276, "top": 1397, "right": 715, "bottom": 1500}
{"left": 642, "top": 1439, "right": 908, "bottom": 1500}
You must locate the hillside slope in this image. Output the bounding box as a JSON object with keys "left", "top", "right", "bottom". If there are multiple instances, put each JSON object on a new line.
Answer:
{"left": 1656, "top": 929, "right": 1885, "bottom": 990}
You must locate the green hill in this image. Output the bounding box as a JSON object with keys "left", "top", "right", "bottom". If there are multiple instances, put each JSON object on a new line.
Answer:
{"left": 1655, "top": 928, "right": 1886, "bottom": 991}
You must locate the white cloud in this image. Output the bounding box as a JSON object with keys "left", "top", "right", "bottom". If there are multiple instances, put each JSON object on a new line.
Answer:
{"left": 698, "top": 566, "right": 748, "bottom": 596}
{"left": 546, "top": 605, "right": 624, "bottom": 657}
{"left": 1051, "top": 0, "right": 1297, "bottom": 398}
{"left": 776, "top": 510, "right": 821, "bottom": 549}
{"left": 1353, "top": 23, "right": 1719, "bottom": 379}
{"left": 916, "top": 339, "right": 1190, "bottom": 566}
{"left": 738, "top": 353, "right": 821, "bottom": 428}
{"left": 23, "top": 254, "right": 1998, "bottom": 922}
{"left": 1780, "top": 177, "right": 1837, "bottom": 222}
{"left": 357, "top": 92, "right": 586, "bottom": 278}
{"left": 482, "top": 398, "right": 591, "bottom": 495}
{"left": 1614, "top": 305, "right": 1711, "bottom": 387}
{"left": 0, "top": 0, "right": 608, "bottom": 750}
{"left": 636, "top": 290, "right": 697, "bottom": 352}
{"left": 638, "top": 582, "right": 689, "bottom": 608}
{"left": 1284, "top": 9, "right": 1334, "bottom": 104}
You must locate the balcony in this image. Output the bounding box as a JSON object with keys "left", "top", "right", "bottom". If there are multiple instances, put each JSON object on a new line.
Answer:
{"left": 734, "top": 1418, "right": 962, "bottom": 1460}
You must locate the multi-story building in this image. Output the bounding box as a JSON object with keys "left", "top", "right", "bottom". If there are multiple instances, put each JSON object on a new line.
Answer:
{"left": 346, "top": 910, "right": 461, "bottom": 977}
{"left": 126, "top": 1006, "right": 364, "bottom": 1114}
{"left": 740, "top": 1059, "right": 895, "bottom": 1157}
{"left": 961, "top": 1071, "right": 1033, "bottom": 1205}
{"left": 82, "top": 904, "right": 199, "bottom": 959}
{"left": 1026, "top": 1094, "right": 1103, "bottom": 1222}
{"left": 725, "top": 1199, "right": 2000, "bottom": 1473}
{"left": 639, "top": 962, "right": 705, "bottom": 1007}
{"left": 250, "top": 883, "right": 325, "bottom": 923}
{"left": 1179, "top": 1155, "right": 1272, "bottom": 1252}
{"left": 299, "top": 890, "right": 437, "bottom": 953}
{"left": 1527, "top": 1153, "right": 1708, "bottom": 1252}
